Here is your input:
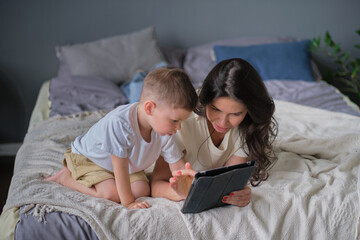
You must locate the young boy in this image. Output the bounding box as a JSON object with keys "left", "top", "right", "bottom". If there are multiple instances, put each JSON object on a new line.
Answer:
{"left": 45, "top": 67, "right": 198, "bottom": 209}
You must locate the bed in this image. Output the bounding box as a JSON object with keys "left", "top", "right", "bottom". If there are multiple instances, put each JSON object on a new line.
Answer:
{"left": 1, "top": 27, "right": 359, "bottom": 240}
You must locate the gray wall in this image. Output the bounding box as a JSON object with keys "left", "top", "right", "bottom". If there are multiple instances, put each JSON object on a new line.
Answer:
{"left": 1, "top": 0, "right": 360, "bottom": 142}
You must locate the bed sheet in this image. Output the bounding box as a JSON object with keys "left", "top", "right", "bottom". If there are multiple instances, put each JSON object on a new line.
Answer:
{"left": 28, "top": 81, "right": 51, "bottom": 130}
{"left": 1, "top": 100, "right": 359, "bottom": 240}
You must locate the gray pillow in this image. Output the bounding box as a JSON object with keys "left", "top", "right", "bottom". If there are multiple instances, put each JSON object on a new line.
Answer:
{"left": 49, "top": 75, "right": 128, "bottom": 117}
{"left": 58, "top": 27, "right": 165, "bottom": 84}
{"left": 160, "top": 47, "right": 186, "bottom": 68}
{"left": 183, "top": 36, "right": 322, "bottom": 88}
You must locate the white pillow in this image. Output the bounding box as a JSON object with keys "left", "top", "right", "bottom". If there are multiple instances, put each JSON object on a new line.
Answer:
{"left": 58, "top": 27, "right": 165, "bottom": 84}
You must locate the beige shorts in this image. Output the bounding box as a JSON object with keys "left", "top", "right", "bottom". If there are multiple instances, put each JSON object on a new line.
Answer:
{"left": 63, "top": 148, "right": 148, "bottom": 187}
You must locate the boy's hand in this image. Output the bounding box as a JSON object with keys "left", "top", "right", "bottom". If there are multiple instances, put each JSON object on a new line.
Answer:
{"left": 126, "top": 200, "right": 151, "bottom": 209}
{"left": 169, "top": 162, "right": 195, "bottom": 199}
{"left": 172, "top": 162, "right": 196, "bottom": 177}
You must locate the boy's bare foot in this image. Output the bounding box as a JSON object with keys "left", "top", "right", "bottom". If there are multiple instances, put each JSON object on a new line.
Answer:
{"left": 44, "top": 167, "right": 71, "bottom": 185}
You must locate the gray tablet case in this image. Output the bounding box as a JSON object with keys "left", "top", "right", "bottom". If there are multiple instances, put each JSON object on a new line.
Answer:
{"left": 181, "top": 161, "right": 255, "bottom": 214}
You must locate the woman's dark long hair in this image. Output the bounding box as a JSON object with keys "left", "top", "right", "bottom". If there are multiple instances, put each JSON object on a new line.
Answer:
{"left": 195, "top": 58, "right": 278, "bottom": 186}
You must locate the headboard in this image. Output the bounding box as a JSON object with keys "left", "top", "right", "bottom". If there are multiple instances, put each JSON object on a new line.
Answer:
{"left": 1, "top": 0, "right": 360, "bottom": 142}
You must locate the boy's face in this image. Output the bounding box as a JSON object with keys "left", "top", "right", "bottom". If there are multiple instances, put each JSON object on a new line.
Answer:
{"left": 150, "top": 103, "right": 191, "bottom": 136}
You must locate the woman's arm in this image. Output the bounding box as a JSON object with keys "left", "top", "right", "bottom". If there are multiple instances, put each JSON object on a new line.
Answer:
{"left": 169, "top": 158, "right": 186, "bottom": 172}
{"left": 224, "top": 154, "right": 248, "bottom": 166}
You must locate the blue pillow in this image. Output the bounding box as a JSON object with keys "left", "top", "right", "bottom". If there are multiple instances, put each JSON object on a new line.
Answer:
{"left": 120, "top": 61, "right": 169, "bottom": 103}
{"left": 213, "top": 40, "right": 314, "bottom": 82}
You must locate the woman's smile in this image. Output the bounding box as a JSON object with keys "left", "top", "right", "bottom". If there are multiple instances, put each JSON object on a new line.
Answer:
{"left": 213, "top": 123, "right": 229, "bottom": 133}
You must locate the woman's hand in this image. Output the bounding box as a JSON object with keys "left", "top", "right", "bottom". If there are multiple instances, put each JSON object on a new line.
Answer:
{"left": 222, "top": 185, "right": 252, "bottom": 207}
{"left": 223, "top": 155, "right": 252, "bottom": 207}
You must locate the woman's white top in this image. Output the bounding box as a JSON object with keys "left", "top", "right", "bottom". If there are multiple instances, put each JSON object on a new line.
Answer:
{"left": 175, "top": 112, "right": 247, "bottom": 171}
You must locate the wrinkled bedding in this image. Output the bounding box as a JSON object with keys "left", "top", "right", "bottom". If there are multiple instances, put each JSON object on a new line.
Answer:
{"left": 2, "top": 100, "right": 360, "bottom": 240}
{"left": 264, "top": 80, "right": 360, "bottom": 116}
{"left": 49, "top": 75, "right": 360, "bottom": 118}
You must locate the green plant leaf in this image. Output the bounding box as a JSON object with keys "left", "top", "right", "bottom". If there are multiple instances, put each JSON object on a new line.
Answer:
{"left": 354, "top": 44, "right": 360, "bottom": 49}
{"left": 307, "top": 39, "right": 320, "bottom": 51}
{"left": 343, "top": 87, "right": 357, "bottom": 94}
{"left": 356, "top": 29, "right": 360, "bottom": 35}
{"left": 338, "top": 78, "right": 356, "bottom": 89}
{"left": 349, "top": 61, "right": 360, "bottom": 71}
{"left": 335, "top": 60, "right": 343, "bottom": 65}
{"left": 324, "top": 31, "right": 333, "bottom": 47}
{"left": 351, "top": 67, "right": 359, "bottom": 79}
{"left": 339, "top": 53, "right": 350, "bottom": 62}
{"left": 311, "top": 37, "right": 321, "bottom": 46}
{"left": 332, "top": 43, "right": 341, "bottom": 54}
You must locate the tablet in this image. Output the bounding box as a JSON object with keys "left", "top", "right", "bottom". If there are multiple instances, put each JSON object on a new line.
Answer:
{"left": 181, "top": 161, "right": 255, "bottom": 214}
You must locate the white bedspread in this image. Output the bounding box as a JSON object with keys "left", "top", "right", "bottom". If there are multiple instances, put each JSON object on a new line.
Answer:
{"left": 3, "top": 100, "right": 360, "bottom": 240}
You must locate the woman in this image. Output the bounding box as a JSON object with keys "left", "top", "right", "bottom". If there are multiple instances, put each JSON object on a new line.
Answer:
{"left": 151, "top": 58, "right": 278, "bottom": 207}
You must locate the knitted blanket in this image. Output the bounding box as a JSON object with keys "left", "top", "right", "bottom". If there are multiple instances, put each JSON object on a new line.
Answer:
{"left": 3, "top": 100, "right": 360, "bottom": 240}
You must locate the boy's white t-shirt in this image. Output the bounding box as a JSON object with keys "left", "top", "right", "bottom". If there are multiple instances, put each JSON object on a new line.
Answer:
{"left": 174, "top": 112, "right": 247, "bottom": 171}
{"left": 71, "top": 103, "right": 181, "bottom": 174}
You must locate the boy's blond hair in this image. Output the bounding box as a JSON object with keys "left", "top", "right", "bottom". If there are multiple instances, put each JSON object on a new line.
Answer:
{"left": 140, "top": 67, "right": 198, "bottom": 111}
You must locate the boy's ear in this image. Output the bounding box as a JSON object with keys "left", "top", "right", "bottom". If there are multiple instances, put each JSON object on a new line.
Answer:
{"left": 144, "top": 101, "right": 156, "bottom": 115}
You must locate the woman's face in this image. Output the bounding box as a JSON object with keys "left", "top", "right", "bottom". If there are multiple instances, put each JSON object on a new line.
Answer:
{"left": 206, "top": 96, "right": 248, "bottom": 134}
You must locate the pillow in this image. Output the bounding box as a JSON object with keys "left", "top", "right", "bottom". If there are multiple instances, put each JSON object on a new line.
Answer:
{"left": 57, "top": 27, "right": 165, "bottom": 84}
{"left": 49, "top": 75, "right": 128, "bottom": 117}
{"left": 213, "top": 40, "right": 314, "bottom": 82}
{"left": 120, "top": 61, "right": 169, "bottom": 103}
{"left": 160, "top": 47, "right": 187, "bottom": 68}
{"left": 183, "top": 37, "right": 302, "bottom": 88}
